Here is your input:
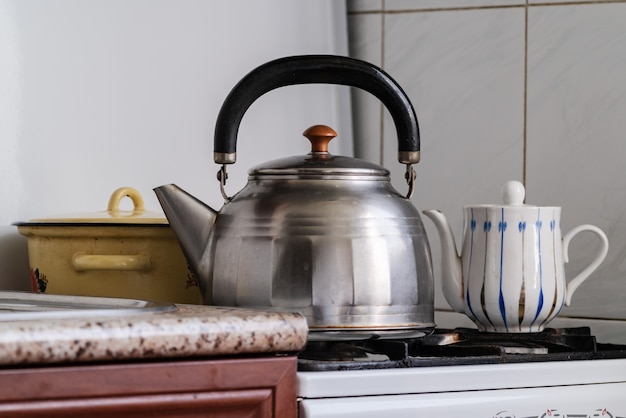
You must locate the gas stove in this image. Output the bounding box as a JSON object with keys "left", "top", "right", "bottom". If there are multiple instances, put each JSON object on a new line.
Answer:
{"left": 299, "top": 327, "right": 626, "bottom": 370}
{"left": 297, "top": 327, "right": 626, "bottom": 417}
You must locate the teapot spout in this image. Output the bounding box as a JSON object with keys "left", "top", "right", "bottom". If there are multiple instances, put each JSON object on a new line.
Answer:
{"left": 154, "top": 184, "right": 217, "bottom": 298}
{"left": 422, "top": 210, "right": 465, "bottom": 313}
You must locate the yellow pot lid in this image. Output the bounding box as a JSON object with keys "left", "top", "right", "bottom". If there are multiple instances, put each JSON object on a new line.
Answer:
{"left": 14, "top": 187, "right": 168, "bottom": 226}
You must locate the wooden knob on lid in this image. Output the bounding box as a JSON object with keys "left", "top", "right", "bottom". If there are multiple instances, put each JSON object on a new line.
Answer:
{"left": 303, "top": 125, "right": 337, "bottom": 153}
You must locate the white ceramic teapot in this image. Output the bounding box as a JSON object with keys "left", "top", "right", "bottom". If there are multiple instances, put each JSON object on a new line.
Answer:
{"left": 423, "top": 181, "right": 609, "bottom": 333}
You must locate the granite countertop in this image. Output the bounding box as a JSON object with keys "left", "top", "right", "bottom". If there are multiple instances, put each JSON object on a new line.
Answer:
{"left": 0, "top": 304, "right": 309, "bottom": 366}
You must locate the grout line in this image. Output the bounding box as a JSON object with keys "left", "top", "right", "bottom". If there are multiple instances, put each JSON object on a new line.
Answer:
{"left": 526, "top": 0, "right": 626, "bottom": 5}
{"left": 523, "top": 0, "right": 529, "bottom": 187}
{"left": 347, "top": 0, "right": 626, "bottom": 15}
{"left": 380, "top": 4, "right": 523, "bottom": 13}
{"left": 348, "top": 5, "right": 521, "bottom": 14}
{"left": 379, "top": 0, "right": 386, "bottom": 166}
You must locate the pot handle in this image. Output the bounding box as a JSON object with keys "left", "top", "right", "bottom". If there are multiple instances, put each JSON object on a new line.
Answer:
{"left": 72, "top": 253, "right": 152, "bottom": 272}
{"left": 107, "top": 187, "right": 145, "bottom": 215}
{"left": 214, "top": 55, "right": 420, "bottom": 166}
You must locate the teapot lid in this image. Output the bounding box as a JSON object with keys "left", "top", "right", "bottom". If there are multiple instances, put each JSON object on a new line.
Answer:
{"left": 466, "top": 181, "right": 559, "bottom": 209}
{"left": 501, "top": 180, "right": 526, "bottom": 206}
{"left": 248, "top": 125, "right": 389, "bottom": 178}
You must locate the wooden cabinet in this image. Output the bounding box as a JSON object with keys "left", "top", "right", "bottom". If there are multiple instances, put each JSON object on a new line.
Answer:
{"left": 0, "top": 355, "right": 297, "bottom": 417}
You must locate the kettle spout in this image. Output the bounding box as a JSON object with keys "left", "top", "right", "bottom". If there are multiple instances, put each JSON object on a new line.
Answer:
{"left": 154, "top": 184, "right": 217, "bottom": 297}
{"left": 422, "top": 210, "right": 465, "bottom": 313}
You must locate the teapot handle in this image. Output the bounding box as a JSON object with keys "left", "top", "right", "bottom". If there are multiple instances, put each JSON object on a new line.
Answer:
{"left": 213, "top": 55, "right": 420, "bottom": 166}
{"left": 562, "top": 224, "right": 609, "bottom": 306}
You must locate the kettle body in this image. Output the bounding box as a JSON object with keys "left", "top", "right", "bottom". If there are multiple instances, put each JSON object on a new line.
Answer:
{"left": 155, "top": 55, "right": 435, "bottom": 335}
{"left": 208, "top": 172, "right": 434, "bottom": 331}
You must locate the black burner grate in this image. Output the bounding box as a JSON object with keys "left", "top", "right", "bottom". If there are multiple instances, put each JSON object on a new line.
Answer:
{"left": 298, "top": 327, "right": 626, "bottom": 371}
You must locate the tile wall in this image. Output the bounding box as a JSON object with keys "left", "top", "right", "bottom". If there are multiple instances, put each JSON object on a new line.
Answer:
{"left": 347, "top": 0, "right": 626, "bottom": 333}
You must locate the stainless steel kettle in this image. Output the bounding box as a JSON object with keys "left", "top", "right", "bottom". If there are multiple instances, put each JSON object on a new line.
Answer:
{"left": 154, "top": 55, "right": 434, "bottom": 336}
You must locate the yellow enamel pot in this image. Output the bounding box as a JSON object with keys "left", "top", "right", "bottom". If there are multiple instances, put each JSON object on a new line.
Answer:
{"left": 14, "top": 187, "right": 202, "bottom": 304}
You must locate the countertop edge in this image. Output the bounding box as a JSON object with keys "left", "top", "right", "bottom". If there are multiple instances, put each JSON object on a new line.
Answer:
{"left": 0, "top": 305, "right": 309, "bottom": 366}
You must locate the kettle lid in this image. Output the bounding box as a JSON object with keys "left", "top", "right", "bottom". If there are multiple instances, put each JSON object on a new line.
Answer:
{"left": 248, "top": 125, "right": 389, "bottom": 179}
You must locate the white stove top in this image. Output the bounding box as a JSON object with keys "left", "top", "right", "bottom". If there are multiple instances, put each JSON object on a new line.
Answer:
{"left": 298, "top": 358, "right": 626, "bottom": 397}
{"left": 297, "top": 321, "right": 626, "bottom": 418}
{"left": 298, "top": 358, "right": 626, "bottom": 417}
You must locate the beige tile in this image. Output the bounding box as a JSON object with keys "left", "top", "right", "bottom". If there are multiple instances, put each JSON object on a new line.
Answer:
{"left": 526, "top": 3, "right": 626, "bottom": 320}
{"left": 348, "top": 13, "right": 385, "bottom": 163}
{"left": 347, "top": 0, "right": 383, "bottom": 13}
{"left": 381, "top": 8, "right": 526, "bottom": 309}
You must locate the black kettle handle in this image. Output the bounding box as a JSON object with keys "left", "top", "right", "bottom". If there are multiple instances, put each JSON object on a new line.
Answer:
{"left": 214, "top": 55, "right": 420, "bottom": 165}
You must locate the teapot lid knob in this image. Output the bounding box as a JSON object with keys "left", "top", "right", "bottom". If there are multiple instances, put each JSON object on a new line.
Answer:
{"left": 303, "top": 125, "right": 337, "bottom": 153}
{"left": 502, "top": 180, "right": 525, "bottom": 206}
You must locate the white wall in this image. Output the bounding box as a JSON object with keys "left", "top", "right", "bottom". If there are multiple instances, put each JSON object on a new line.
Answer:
{"left": 0, "top": 0, "right": 351, "bottom": 290}
{"left": 348, "top": 0, "right": 626, "bottom": 322}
